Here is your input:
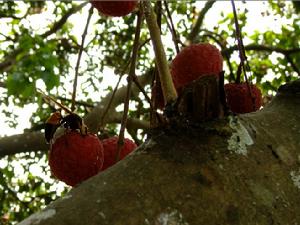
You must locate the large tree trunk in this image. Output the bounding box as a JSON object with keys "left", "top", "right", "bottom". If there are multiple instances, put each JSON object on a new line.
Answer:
{"left": 18, "top": 80, "right": 300, "bottom": 225}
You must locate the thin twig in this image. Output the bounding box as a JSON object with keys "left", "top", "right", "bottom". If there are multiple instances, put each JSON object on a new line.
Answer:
{"left": 116, "top": 9, "right": 143, "bottom": 161}
{"left": 150, "top": 68, "right": 165, "bottom": 127}
{"left": 231, "top": 0, "right": 248, "bottom": 83}
{"left": 286, "top": 55, "right": 300, "bottom": 77}
{"left": 187, "top": 1, "right": 216, "bottom": 44}
{"left": 36, "top": 89, "right": 72, "bottom": 114}
{"left": 201, "top": 32, "right": 235, "bottom": 82}
{"left": 132, "top": 75, "right": 152, "bottom": 106}
{"left": 98, "top": 61, "right": 131, "bottom": 131}
{"left": 231, "top": 0, "right": 256, "bottom": 110}
{"left": 41, "top": 2, "right": 88, "bottom": 38}
{"left": 163, "top": 1, "right": 180, "bottom": 53}
{"left": 95, "top": 17, "right": 153, "bottom": 131}
{"left": 223, "top": 44, "right": 300, "bottom": 56}
{"left": 97, "top": 62, "right": 151, "bottom": 134}
{"left": 71, "top": 6, "right": 93, "bottom": 112}
{"left": 0, "top": 82, "right": 6, "bottom": 88}
{"left": 155, "top": 0, "right": 162, "bottom": 30}
{"left": 56, "top": 96, "right": 95, "bottom": 108}
{"left": 0, "top": 33, "right": 16, "bottom": 42}
{"left": 138, "top": 38, "right": 151, "bottom": 50}
{"left": 0, "top": 3, "right": 87, "bottom": 73}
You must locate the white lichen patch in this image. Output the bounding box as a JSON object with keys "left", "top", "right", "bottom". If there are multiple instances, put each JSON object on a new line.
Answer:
{"left": 144, "top": 139, "right": 157, "bottom": 149}
{"left": 274, "top": 145, "right": 295, "bottom": 165}
{"left": 61, "top": 194, "right": 72, "bottom": 200}
{"left": 249, "top": 182, "right": 275, "bottom": 207}
{"left": 227, "top": 116, "right": 254, "bottom": 155}
{"left": 18, "top": 209, "right": 56, "bottom": 225}
{"left": 290, "top": 170, "right": 300, "bottom": 190}
{"left": 155, "top": 209, "right": 189, "bottom": 225}
{"left": 136, "top": 139, "right": 157, "bottom": 154}
{"left": 98, "top": 211, "right": 106, "bottom": 219}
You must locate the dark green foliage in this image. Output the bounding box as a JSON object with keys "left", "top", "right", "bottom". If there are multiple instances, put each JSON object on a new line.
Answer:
{"left": 0, "top": 153, "right": 69, "bottom": 223}
{"left": 293, "top": 1, "right": 300, "bottom": 13}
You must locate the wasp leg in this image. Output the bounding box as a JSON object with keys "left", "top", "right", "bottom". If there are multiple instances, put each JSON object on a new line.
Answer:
{"left": 80, "top": 120, "right": 88, "bottom": 136}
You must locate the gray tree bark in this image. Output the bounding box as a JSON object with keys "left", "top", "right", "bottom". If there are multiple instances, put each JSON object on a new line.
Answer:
{"left": 18, "top": 80, "right": 300, "bottom": 225}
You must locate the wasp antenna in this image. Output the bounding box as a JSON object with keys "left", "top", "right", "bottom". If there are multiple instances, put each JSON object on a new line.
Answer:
{"left": 36, "top": 88, "right": 72, "bottom": 114}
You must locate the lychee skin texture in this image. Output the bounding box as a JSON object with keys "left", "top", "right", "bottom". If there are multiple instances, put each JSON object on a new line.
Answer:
{"left": 224, "top": 83, "right": 262, "bottom": 114}
{"left": 90, "top": 1, "right": 137, "bottom": 17}
{"left": 101, "top": 137, "right": 137, "bottom": 171}
{"left": 49, "top": 131, "right": 104, "bottom": 186}
{"left": 171, "top": 43, "right": 223, "bottom": 90}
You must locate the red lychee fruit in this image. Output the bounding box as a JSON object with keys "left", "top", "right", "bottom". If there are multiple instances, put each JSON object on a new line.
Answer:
{"left": 224, "top": 83, "right": 262, "bottom": 114}
{"left": 170, "top": 43, "right": 223, "bottom": 90}
{"left": 90, "top": 1, "right": 137, "bottom": 17}
{"left": 49, "top": 131, "right": 104, "bottom": 186}
{"left": 101, "top": 136, "right": 137, "bottom": 171}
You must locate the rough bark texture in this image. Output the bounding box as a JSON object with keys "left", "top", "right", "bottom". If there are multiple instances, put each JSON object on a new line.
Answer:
{"left": 18, "top": 80, "right": 300, "bottom": 225}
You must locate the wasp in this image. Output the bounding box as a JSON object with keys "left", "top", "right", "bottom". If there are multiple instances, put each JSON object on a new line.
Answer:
{"left": 37, "top": 88, "right": 88, "bottom": 143}
{"left": 45, "top": 111, "right": 88, "bottom": 144}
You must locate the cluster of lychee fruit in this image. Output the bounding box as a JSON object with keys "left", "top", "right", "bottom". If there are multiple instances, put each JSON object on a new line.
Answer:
{"left": 153, "top": 43, "right": 262, "bottom": 114}
{"left": 48, "top": 1, "right": 140, "bottom": 187}
{"left": 48, "top": 127, "right": 137, "bottom": 186}
{"left": 90, "top": 0, "right": 138, "bottom": 17}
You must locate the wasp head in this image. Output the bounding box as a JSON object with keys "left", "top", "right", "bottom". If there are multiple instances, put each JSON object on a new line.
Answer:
{"left": 45, "top": 112, "right": 62, "bottom": 144}
{"left": 45, "top": 112, "right": 88, "bottom": 144}
{"left": 61, "top": 113, "right": 88, "bottom": 135}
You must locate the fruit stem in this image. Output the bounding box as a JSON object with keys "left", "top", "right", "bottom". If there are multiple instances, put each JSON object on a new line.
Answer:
{"left": 142, "top": 0, "right": 178, "bottom": 104}
{"left": 231, "top": 0, "right": 256, "bottom": 109}
{"left": 36, "top": 88, "right": 72, "bottom": 114}
{"left": 116, "top": 9, "right": 143, "bottom": 161}
{"left": 163, "top": 0, "right": 180, "bottom": 54}
{"left": 71, "top": 6, "right": 93, "bottom": 112}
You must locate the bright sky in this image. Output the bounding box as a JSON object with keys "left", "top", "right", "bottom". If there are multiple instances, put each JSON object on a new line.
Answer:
{"left": 0, "top": 1, "right": 294, "bottom": 137}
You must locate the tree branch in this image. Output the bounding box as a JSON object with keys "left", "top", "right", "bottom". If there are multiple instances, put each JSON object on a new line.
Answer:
{"left": 117, "top": 9, "right": 143, "bottom": 160}
{"left": 0, "top": 12, "right": 23, "bottom": 20}
{"left": 286, "top": 55, "right": 300, "bottom": 77}
{"left": 85, "top": 71, "right": 152, "bottom": 133}
{"left": 41, "top": 2, "right": 88, "bottom": 38}
{"left": 0, "top": 2, "right": 87, "bottom": 72}
{"left": 0, "top": 115, "right": 149, "bottom": 158}
{"left": 0, "top": 81, "right": 6, "bottom": 88}
{"left": 223, "top": 44, "right": 300, "bottom": 56}
{"left": 109, "top": 113, "right": 150, "bottom": 131}
{"left": 71, "top": 5, "right": 93, "bottom": 111}
{"left": 0, "top": 49, "right": 22, "bottom": 72}
{"left": 0, "top": 72, "right": 152, "bottom": 157}
{"left": 0, "top": 132, "right": 47, "bottom": 158}
{"left": 186, "top": 1, "right": 216, "bottom": 44}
